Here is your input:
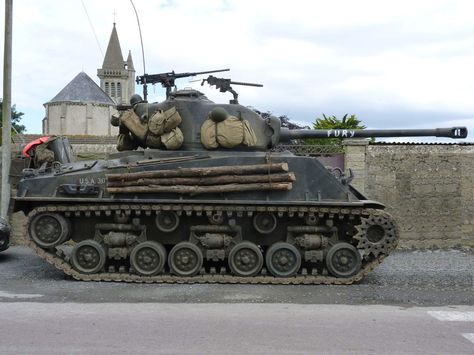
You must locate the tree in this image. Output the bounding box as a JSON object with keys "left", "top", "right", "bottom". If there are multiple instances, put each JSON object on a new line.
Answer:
{"left": 306, "top": 114, "right": 366, "bottom": 146}
{"left": 0, "top": 99, "right": 26, "bottom": 144}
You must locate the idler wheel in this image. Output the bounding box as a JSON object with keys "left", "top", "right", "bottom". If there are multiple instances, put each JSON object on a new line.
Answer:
{"left": 29, "top": 213, "right": 70, "bottom": 248}
{"left": 325, "top": 243, "right": 361, "bottom": 278}
{"left": 265, "top": 242, "right": 301, "bottom": 277}
{"left": 71, "top": 240, "right": 106, "bottom": 274}
{"left": 253, "top": 212, "right": 277, "bottom": 234}
{"left": 130, "top": 241, "right": 167, "bottom": 276}
{"left": 155, "top": 211, "right": 180, "bottom": 233}
{"left": 228, "top": 241, "right": 263, "bottom": 277}
{"left": 168, "top": 242, "right": 203, "bottom": 276}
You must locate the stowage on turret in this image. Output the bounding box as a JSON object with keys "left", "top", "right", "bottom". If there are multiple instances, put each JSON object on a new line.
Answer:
{"left": 12, "top": 69, "right": 467, "bottom": 283}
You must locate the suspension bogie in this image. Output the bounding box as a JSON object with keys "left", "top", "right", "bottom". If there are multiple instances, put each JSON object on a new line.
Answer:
{"left": 25, "top": 204, "right": 397, "bottom": 282}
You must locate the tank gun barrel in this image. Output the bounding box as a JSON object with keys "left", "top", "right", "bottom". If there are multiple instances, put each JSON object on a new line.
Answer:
{"left": 279, "top": 127, "right": 468, "bottom": 141}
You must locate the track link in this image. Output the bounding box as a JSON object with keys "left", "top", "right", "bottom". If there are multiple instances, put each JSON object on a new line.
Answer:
{"left": 26, "top": 204, "right": 398, "bottom": 285}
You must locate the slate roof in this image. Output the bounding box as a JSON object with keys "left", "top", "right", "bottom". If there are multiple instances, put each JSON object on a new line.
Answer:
{"left": 46, "top": 72, "right": 115, "bottom": 105}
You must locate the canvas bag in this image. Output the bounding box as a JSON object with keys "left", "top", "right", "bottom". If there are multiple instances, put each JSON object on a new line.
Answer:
{"left": 216, "top": 116, "right": 244, "bottom": 148}
{"left": 148, "top": 107, "right": 182, "bottom": 136}
{"left": 200, "top": 116, "right": 257, "bottom": 149}
{"left": 160, "top": 127, "right": 184, "bottom": 150}
{"left": 120, "top": 109, "right": 147, "bottom": 141}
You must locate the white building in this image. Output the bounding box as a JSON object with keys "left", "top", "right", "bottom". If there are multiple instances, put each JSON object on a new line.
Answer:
{"left": 42, "top": 72, "right": 117, "bottom": 135}
{"left": 42, "top": 24, "right": 135, "bottom": 136}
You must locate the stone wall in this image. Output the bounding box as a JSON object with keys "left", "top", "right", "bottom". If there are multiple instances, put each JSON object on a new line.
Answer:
{"left": 345, "top": 141, "right": 474, "bottom": 249}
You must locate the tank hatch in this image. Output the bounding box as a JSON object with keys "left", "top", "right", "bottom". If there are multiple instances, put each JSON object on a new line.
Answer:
{"left": 168, "top": 89, "right": 212, "bottom": 102}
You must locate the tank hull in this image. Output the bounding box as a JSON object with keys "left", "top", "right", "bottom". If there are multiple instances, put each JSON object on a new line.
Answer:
{"left": 14, "top": 150, "right": 398, "bottom": 283}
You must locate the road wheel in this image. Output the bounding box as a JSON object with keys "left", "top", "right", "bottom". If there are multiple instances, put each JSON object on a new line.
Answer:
{"left": 266, "top": 242, "right": 301, "bottom": 277}
{"left": 168, "top": 242, "right": 203, "bottom": 276}
{"left": 130, "top": 241, "right": 167, "bottom": 276}
{"left": 71, "top": 240, "right": 106, "bottom": 274}
{"left": 325, "top": 243, "right": 361, "bottom": 278}
{"left": 228, "top": 241, "right": 263, "bottom": 277}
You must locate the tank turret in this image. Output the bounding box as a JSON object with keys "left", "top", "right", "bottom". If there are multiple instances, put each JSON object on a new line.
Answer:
{"left": 114, "top": 84, "right": 467, "bottom": 152}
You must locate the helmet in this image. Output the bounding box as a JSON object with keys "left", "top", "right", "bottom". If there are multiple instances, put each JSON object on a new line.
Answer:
{"left": 209, "top": 107, "right": 229, "bottom": 122}
{"left": 130, "top": 94, "right": 144, "bottom": 106}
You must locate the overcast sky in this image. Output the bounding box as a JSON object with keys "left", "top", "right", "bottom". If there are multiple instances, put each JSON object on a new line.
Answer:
{"left": 1, "top": 0, "right": 473, "bottom": 141}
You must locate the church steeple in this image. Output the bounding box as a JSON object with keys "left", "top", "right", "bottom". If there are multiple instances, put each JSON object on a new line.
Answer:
{"left": 102, "top": 23, "right": 124, "bottom": 70}
{"left": 126, "top": 50, "right": 135, "bottom": 71}
{"left": 97, "top": 23, "right": 135, "bottom": 105}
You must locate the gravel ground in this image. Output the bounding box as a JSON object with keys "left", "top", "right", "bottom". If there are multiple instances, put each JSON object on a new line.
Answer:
{"left": 0, "top": 246, "right": 472, "bottom": 305}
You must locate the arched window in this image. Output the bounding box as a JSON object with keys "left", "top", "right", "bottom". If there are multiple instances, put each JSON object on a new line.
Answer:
{"left": 117, "top": 82, "right": 122, "bottom": 98}
{"left": 105, "top": 82, "right": 109, "bottom": 95}
{"left": 111, "top": 83, "right": 116, "bottom": 97}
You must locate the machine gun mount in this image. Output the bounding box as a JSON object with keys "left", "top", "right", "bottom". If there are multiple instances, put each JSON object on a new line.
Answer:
{"left": 136, "top": 69, "right": 230, "bottom": 100}
{"left": 201, "top": 75, "right": 263, "bottom": 104}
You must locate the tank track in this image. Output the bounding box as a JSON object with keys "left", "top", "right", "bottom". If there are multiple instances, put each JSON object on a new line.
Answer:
{"left": 26, "top": 204, "right": 398, "bottom": 285}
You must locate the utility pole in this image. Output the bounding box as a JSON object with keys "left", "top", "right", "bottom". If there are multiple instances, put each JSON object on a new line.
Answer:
{"left": 1, "top": 0, "right": 13, "bottom": 218}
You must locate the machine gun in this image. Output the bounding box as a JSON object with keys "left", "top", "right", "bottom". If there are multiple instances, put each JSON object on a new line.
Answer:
{"left": 136, "top": 69, "right": 230, "bottom": 100}
{"left": 201, "top": 75, "right": 263, "bottom": 104}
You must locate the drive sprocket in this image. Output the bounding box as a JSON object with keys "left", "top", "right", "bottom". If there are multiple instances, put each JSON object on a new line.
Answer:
{"left": 354, "top": 211, "right": 399, "bottom": 259}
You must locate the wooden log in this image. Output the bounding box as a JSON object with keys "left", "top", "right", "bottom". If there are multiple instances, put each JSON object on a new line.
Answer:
{"left": 107, "top": 182, "right": 293, "bottom": 195}
{"left": 106, "top": 162, "right": 289, "bottom": 181}
{"left": 107, "top": 172, "right": 296, "bottom": 187}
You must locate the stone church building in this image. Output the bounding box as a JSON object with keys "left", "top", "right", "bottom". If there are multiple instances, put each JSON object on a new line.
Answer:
{"left": 42, "top": 24, "right": 135, "bottom": 136}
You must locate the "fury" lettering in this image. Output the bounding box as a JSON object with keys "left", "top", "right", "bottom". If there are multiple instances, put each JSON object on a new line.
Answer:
{"left": 327, "top": 130, "right": 356, "bottom": 138}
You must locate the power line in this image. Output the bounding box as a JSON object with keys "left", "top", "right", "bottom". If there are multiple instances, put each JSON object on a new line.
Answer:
{"left": 81, "top": 0, "right": 104, "bottom": 59}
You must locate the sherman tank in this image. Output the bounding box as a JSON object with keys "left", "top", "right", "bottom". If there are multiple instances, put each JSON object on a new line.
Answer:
{"left": 11, "top": 70, "right": 467, "bottom": 284}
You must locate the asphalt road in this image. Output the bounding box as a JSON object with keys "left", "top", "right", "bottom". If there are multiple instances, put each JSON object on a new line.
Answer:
{"left": 1, "top": 246, "right": 473, "bottom": 354}
{"left": 1, "top": 303, "right": 473, "bottom": 354}
{"left": 0, "top": 246, "right": 472, "bottom": 305}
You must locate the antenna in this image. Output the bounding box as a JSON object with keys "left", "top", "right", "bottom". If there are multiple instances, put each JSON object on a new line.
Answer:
{"left": 81, "top": 0, "right": 104, "bottom": 58}
{"left": 129, "top": 0, "right": 148, "bottom": 100}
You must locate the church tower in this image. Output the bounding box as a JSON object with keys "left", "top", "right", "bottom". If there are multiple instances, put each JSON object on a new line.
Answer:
{"left": 97, "top": 23, "right": 135, "bottom": 105}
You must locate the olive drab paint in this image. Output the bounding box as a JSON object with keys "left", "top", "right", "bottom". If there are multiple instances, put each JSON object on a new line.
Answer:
{"left": 11, "top": 69, "right": 468, "bottom": 284}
